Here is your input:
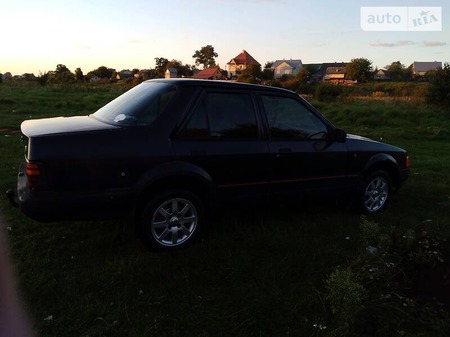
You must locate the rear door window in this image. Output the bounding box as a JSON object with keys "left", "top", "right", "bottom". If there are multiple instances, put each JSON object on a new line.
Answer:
{"left": 178, "top": 91, "right": 259, "bottom": 139}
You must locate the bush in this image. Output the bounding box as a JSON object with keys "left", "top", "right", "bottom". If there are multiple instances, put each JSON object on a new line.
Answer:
{"left": 427, "top": 63, "right": 450, "bottom": 107}
{"left": 263, "top": 79, "right": 283, "bottom": 88}
{"left": 325, "top": 269, "right": 365, "bottom": 328}
{"left": 315, "top": 84, "right": 344, "bottom": 101}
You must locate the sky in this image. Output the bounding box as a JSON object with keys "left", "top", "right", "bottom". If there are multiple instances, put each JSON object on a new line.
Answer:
{"left": 1, "top": 0, "right": 449, "bottom": 75}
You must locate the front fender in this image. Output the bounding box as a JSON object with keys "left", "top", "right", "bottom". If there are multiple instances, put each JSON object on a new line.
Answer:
{"left": 361, "top": 153, "right": 401, "bottom": 186}
{"left": 363, "top": 153, "right": 399, "bottom": 172}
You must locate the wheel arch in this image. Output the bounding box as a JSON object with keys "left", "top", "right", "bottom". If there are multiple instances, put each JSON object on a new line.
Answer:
{"left": 133, "top": 161, "right": 215, "bottom": 218}
{"left": 362, "top": 153, "right": 401, "bottom": 189}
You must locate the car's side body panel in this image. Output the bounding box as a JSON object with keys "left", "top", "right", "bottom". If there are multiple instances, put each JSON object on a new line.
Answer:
{"left": 12, "top": 79, "right": 409, "bottom": 222}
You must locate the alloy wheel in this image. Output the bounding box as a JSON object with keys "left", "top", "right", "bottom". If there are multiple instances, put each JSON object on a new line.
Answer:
{"left": 150, "top": 198, "right": 198, "bottom": 247}
{"left": 364, "top": 176, "right": 389, "bottom": 212}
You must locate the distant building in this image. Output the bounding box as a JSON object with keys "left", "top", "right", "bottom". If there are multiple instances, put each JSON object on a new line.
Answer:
{"left": 310, "top": 63, "right": 348, "bottom": 82}
{"left": 116, "top": 70, "right": 133, "bottom": 80}
{"left": 271, "top": 59, "right": 303, "bottom": 78}
{"left": 373, "top": 69, "right": 390, "bottom": 81}
{"left": 411, "top": 61, "right": 442, "bottom": 76}
{"left": 165, "top": 68, "right": 178, "bottom": 79}
{"left": 226, "top": 49, "right": 261, "bottom": 78}
{"left": 192, "top": 67, "right": 223, "bottom": 80}
{"left": 323, "top": 66, "right": 347, "bottom": 83}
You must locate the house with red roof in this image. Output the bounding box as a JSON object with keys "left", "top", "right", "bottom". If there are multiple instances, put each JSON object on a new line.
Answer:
{"left": 193, "top": 67, "right": 224, "bottom": 80}
{"left": 226, "top": 49, "right": 261, "bottom": 78}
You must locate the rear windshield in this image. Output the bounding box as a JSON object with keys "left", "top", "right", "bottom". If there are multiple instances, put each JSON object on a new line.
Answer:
{"left": 91, "top": 82, "right": 177, "bottom": 126}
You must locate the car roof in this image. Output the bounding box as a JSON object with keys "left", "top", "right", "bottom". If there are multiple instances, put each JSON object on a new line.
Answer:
{"left": 145, "top": 78, "right": 296, "bottom": 94}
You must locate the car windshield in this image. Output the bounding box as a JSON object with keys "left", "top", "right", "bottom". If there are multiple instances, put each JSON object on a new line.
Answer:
{"left": 91, "top": 82, "right": 177, "bottom": 126}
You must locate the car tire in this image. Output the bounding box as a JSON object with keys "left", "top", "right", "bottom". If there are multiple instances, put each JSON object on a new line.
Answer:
{"left": 359, "top": 170, "right": 392, "bottom": 213}
{"left": 138, "top": 189, "right": 204, "bottom": 251}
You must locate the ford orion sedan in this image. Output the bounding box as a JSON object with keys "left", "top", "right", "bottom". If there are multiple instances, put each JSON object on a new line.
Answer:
{"left": 7, "top": 79, "right": 410, "bottom": 251}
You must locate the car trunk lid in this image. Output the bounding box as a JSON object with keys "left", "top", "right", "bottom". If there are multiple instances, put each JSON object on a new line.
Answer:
{"left": 21, "top": 115, "right": 118, "bottom": 137}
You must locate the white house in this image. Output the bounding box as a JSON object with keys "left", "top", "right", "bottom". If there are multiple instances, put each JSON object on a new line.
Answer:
{"left": 373, "top": 69, "right": 390, "bottom": 81}
{"left": 271, "top": 59, "right": 303, "bottom": 78}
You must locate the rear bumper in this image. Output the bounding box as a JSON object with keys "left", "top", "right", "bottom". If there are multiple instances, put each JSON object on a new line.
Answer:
{"left": 14, "top": 165, "right": 134, "bottom": 222}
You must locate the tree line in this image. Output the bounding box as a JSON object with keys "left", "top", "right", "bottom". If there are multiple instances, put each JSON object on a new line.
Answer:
{"left": 31, "top": 57, "right": 441, "bottom": 86}
{"left": 27, "top": 45, "right": 220, "bottom": 85}
{"left": 2, "top": 44, "right": 449, "bottom": 108}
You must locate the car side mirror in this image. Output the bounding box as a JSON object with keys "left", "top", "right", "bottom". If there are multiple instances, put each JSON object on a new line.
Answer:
{"left": 333, "top": 128, "right": 347, "bottom": 142}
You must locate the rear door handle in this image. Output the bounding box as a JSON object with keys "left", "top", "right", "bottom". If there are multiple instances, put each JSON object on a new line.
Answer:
{"left": 278, "top": 148, "right": 292, "bottom": 154}
{"left": 191, "top": 149, "right": 207, "bottom": 156}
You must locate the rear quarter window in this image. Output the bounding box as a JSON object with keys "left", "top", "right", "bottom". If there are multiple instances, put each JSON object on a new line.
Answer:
{"left": 92, "top": 82, "right": 177, "bottom": 126}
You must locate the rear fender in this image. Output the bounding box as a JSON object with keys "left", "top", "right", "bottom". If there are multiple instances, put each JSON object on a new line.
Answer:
{"left": 134, "top": 161, "right": 215, "bottom": 207}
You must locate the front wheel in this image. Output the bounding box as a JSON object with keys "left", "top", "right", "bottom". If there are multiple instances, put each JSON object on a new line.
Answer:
{"left": 359, "top": 171, "right": 392, "bottom": 213}
{"left": 138, "top": 190, "right": 204, "bottom": 251}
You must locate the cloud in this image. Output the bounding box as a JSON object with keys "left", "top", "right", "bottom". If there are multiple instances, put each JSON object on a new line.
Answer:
{"left": 423, "top": 41, "right": 446, "bottom": 47}
{"left": 370, "top": 40, "right": 447, "bottom": 48}
{"left": 370, "top": 40, "right": 415, "bottom": 47}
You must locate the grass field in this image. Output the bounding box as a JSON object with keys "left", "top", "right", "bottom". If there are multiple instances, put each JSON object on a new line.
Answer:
{"left": 1, "top": 82, "right": 450, "bottom": 336}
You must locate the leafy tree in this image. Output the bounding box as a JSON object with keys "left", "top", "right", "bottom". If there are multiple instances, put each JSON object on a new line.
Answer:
{"left": 264, "top": 61, "right": 273, "bottom": 69}
{"left": 165, "top": 59, "right": 195, "bottom": 78}
{"left": 142, "top": 69, "right": 160, "bottom": 80}
{"left": 22, "top": 73, "right": 36, "bottom": 81}
{"left": 75, "top": 68, "right": 84, "bottom": 82}
{"left": 192, "top": 45, "right": 218, "bottom": 69}
{"left": 385, "top": 61, "right": 411, "bottom": 81}
{"left": 261, "top": 61, "right": 274, "bottom": 80}
{"left": 427, "top": 63, "right": 450, "bottom": 107}
{"left": 262, "top": 68, "right": 274, "bottom": 81}
{"left": 87, "top": 66, "right": 115, "bottom": 80}
{"left": 155, "top": 57, "right": 169, "bottom": 77}
{"left": 237, "top": 64, "right": 262, "bottom": 84}
{"left": 51, "top": 64, "right": 74, "bottom": 83}
{"left": 295, "top": 68, "right": 310, "bottom": 84}
{"left": 38, "top": 71, "right": 49, "bottom": 85}
{"left": 346, "top": 58, "right": 373, "bottom": 83}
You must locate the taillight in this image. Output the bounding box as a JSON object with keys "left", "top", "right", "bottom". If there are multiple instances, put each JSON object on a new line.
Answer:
{"left": 406, "top": 156, "right": 410, "bottom": 168}
{"left": 25, "top": 161, "right": 43, "bottom": 189}
{"left": 26, "top": 162, "right": 40, "bottom": 176}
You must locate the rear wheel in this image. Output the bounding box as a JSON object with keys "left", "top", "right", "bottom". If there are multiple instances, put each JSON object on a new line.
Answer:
{"left": 360, "top": 170, "right": 391, "bottom": 213}
{"left": 138, "top": 189, "right": 204, "bottom": 251}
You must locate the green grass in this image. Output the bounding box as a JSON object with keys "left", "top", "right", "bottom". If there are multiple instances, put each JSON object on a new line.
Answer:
{"left": 0, "top": 81, "right": 126, "bottom": 129}
{"left": 1, "top": 82, "right": 450, "bottom": 336}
